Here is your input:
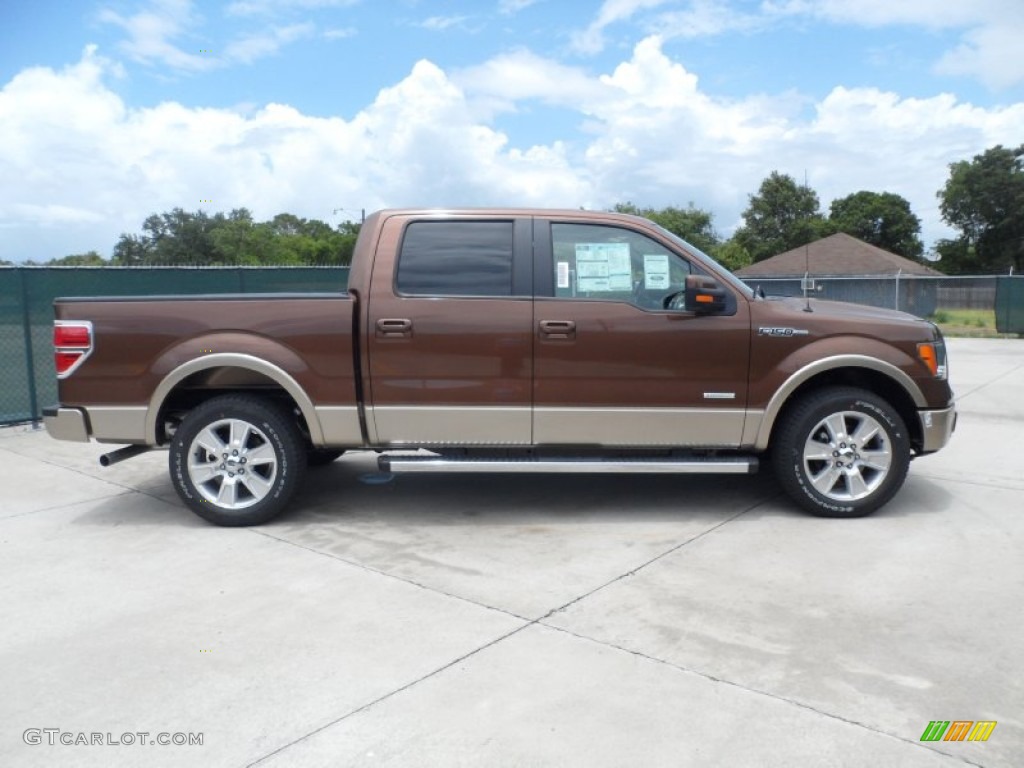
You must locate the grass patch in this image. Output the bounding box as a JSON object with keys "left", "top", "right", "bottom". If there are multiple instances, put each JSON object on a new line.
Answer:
{"left": 928, "top": 308, "right": 1015, "bottom": 338}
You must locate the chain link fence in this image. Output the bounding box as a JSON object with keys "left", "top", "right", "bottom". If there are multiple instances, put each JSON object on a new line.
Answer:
{"left": 0, "top": 266, "right": 349, "bottom": 426}
{"left": 739, "top": 275, "right": 1015, "bottom": 317}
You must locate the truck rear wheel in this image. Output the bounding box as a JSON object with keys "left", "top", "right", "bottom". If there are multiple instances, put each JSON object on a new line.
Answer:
{"left": 772, "top": 387, "right": 910, "bottom": 518}
{"left": 169, "top": 395, "right": 306, "bottom": 526}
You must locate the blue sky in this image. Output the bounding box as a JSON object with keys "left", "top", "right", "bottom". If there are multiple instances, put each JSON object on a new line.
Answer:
{"left": 2, "top": 0, "right": 1023, "bottom": 262}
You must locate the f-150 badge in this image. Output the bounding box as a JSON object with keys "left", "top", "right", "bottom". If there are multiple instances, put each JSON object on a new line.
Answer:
{"left": 758, "top": 327, "right": 810, "bottom": 337}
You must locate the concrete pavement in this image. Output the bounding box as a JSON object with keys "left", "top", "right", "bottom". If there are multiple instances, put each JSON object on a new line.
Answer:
{"left": 1, "top": 337, "right": 1021, "bottom": 767}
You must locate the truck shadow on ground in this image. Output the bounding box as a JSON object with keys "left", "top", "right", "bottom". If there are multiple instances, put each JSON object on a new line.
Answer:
{"left": 69, "top": 451, "right": 955, "bottom": 528}
{"left": 276, "top": 452, "right": 954, "bottom": 527}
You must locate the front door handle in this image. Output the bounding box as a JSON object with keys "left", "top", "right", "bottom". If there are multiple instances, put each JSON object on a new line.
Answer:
{"left": 539, "top": 320, "right": 576, "bottom": 340}
{"left": 376, "top": 318, "right": 413, "bottom": 338}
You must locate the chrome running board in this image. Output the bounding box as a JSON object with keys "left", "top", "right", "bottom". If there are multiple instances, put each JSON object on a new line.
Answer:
{"left": 379, "top": 454, "right": 758, "bottom": 475}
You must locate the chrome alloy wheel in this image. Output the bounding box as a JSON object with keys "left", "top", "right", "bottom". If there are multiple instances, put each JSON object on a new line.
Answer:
{"left": 802, "top": 410, "right": 893, "bottom": 502}
{"left": 186, "top": 418, "right": 278, "bottom": 509}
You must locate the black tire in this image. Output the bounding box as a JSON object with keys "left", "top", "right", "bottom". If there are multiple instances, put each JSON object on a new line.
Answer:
{"left": 169, "top": 395, "right": 306, "bottom": 526}
{"left": 772, "top": 387, "right": 910, "bottom": 518}
{"left": 306, "top": 448, "right": 345, "bottom": 467}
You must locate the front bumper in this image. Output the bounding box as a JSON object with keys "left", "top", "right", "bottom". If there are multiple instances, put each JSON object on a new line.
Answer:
{"left": 918, "top": 403, "right": 957, "bottom": 453}
{"left": 43, "top": 406, "right": 90, "bottom": 443}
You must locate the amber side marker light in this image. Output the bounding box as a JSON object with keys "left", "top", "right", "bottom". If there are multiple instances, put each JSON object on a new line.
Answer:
{"left": 917, "top": 342, "right": 946, "bottom": 378}
{"left": 54, "top": 321, "right": 93, "bottom": 378}
{"left": 696, "top": 294, "right": 715, "bottom": 304}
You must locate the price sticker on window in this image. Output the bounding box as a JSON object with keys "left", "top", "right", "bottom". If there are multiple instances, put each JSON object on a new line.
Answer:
{"left": 644, "top": 254, "right": 669, "bottom": 289}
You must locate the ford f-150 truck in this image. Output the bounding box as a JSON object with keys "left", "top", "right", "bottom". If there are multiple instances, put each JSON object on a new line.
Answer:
{"left": 44, "top": 208, "right": 955, "bottom": 526}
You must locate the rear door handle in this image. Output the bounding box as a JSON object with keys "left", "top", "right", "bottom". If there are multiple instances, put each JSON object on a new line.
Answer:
{"left": 539, "top": 320, "right": 576, "bottom": 340}
{"left": 376, "top": 318, "right": 413, "bottom": 338}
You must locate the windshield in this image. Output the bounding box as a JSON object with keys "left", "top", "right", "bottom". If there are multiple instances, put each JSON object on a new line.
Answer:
{"left": 653, "top": 224, "right": 755, "bottom": 299}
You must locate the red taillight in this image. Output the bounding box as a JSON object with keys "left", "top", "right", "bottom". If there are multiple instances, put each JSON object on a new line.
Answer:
{"left": 54, "top": 324, "right": 91, "bottom": 347}
{"left": 54, "top": 321, "right": 93, "bottom": 378}
{"left": 55, "top": 351, "right": 84, "bottom": 374}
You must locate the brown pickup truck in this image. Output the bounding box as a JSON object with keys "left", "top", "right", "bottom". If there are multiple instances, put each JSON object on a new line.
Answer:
{"left": 44, "top": 208, "right": 955, "bottom": 525}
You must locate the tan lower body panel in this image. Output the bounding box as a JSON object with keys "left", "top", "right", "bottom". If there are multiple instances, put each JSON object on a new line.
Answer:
{"left": 368, "top": 406, "right": 758, "bottom": 449}
{"left": 533, "top": 407, "right": 747, "bottom": 447}
{"left": 314, "top": 405, "right": 363, "bottom": 447}
{"left": 370, "top": 406, "right": 532, "bottom": 446}
{"left": 87, "top": 406, "right": 148, "bottom": 444}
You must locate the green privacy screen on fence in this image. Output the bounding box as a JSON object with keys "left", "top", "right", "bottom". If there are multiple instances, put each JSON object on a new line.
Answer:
{"left": 995, "top": 276, "right": 1024, "bottom": 334}
{"left": 0, "top": 266, "right": 349, "bottom": 425}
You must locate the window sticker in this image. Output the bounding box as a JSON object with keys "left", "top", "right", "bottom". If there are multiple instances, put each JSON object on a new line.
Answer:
{"left": 557, "top": 261, "right": 570, "bottom": 289}
{"left": 575, "top": 243, "right": 631, "bottom": 293}
{"left": 643, "top": 253, "right": 670, "bottom": 290}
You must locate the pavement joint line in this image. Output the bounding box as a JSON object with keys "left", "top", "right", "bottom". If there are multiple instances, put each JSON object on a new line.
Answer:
{"left": 245, "top": 621, "right": 535, "bottom": 767}
{"left": 953, "top": 362, "right": 1024, "bottom": 402}
{"left": 0, "top": 489, "right": 139, "bottom": 522}
{"left": 0, "top": 443, "right": 176, "bottom": 509}
{"left": 244, "top": 498, "right": 778, "bottom": 766}
{"left": 248, "top": 527, "right": 534, "bottom": 623}
{"left": 537, "top": 492, "right": 783, "bottom": 622}
{"left": 535, "top": 624, "right": 986, "bottom": 768}
{"left": 914, "top": 472, "right": 1024, "bottom": 493}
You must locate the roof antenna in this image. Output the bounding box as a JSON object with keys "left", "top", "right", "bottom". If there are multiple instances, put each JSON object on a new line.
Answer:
{"left": 802, "top": 169, "right": 813, "bottom": 313}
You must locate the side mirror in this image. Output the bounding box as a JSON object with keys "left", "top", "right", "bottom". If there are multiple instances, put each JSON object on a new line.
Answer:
{"left": 684, "top": 275, "right": 728, "bottom": 314}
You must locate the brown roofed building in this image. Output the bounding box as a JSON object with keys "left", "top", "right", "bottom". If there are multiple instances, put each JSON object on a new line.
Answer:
{"left": 736, "top": 233, "right": 942, "bottom": 277}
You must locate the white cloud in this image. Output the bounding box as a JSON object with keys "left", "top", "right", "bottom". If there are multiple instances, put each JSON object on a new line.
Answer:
{"left": 935, "top": 21, "right": 1024, "bottom": 90}
{"left": 571, "top": 0, "right": 672, "bottom": 54}
{"left": 101, "top": 0, "right": 321, "bottom": 71}
{"left": 2, "top": 39, "right": 1023, "bottom": 262}
{"left": 223, "top": 22, "right": 315, "bottom": 63}
{"left": 455, "top": 49, "right": 610, "bottom": 116}
{"left": 324, "top": 27, "right": 357, "bottom": 40}
{"left": 656, "top": 0, "right": 763, "bottom": 39}
{"left": 764, "top": 0, "right": 1024, "bottom": 89}
{"left": 419, "top": 15, "right": 474, "bottom": 32}
{"left": 99, "top": 0, "right": 214, "bottom": 71}
{"left": 499, "top": 0, "right": 542, "bottom": 14}
{"left": 572, "top": 0, "right": 1024, "bottom": 88}
{"left": 226, "top": 0, "right": 361, "bottom": 16}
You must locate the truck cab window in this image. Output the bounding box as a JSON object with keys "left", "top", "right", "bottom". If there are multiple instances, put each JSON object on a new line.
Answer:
{"left": 397, "top": 221, "right": 514, "bottom": 297}
{"left": 551, "top": 223, "right": 691, "bottom": 310}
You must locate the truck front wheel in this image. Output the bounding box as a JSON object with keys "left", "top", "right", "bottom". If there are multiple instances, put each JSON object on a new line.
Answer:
{"left": 169, "top": 395, "right": 306, "bottom": 526}
{"left": 772, "top": 387, "right": 910, "bottom": 518}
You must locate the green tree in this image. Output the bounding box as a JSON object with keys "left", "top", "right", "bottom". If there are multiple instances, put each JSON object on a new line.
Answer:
{"left": 614, "top": 202, "right": 720, "bottom": 255}
{"left": 113, "top": 208, "right": 221, "bottom": 265}
{"left": 938, "top": 144, "right": 1024, "bottom": 274}
{"left": 112, "top": 233, "right": 151, "bottom": 265}
{"left": 46, "top": 250, "right": 107, "bottom": 266}
{"left": 112, "top": 207, "right": 360, "bottom": 266}
{"left": 828, "top": 191, "right": 924, "bottom": 259}
{"left": 734, "top": 172, "right": 829, "bottom": 262}
{"left": 932, "top": 238, "right": 981, "bottom": 275}
{"left": 711, "top": 239, "right": 753, "bottom": 272}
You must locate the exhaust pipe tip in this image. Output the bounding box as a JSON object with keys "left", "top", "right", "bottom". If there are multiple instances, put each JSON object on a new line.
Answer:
{"left": 99, "top": 444, "right": 152, "bottom": 467}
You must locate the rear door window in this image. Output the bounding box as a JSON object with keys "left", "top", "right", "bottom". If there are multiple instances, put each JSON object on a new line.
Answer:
{"left": 397, "top": 221, "right": 515, "bottom": 297}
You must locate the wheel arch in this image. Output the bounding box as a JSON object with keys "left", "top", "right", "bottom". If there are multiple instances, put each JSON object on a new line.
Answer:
{"left": 756, "top": 356, "right": 925, "bottom": 453}
{"left": 146, "top": 353, "right": 323, "bottom": 446}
